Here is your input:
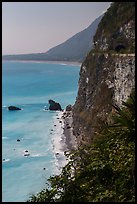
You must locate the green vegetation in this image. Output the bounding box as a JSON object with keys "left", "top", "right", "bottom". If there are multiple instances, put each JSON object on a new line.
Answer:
{"left": 27, "top": 90, "right": 135, "bottom": 202}
{"left": 94, "top": 2, "right": 135, "bottom": 40}
{"left": 94, "top": 2, "right": 135, "bottom": 53}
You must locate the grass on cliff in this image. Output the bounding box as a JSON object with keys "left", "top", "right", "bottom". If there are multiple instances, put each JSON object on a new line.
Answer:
{"left": 93, "top": 2, "right": 135, "bottom": 54}
{"left": 27, "top": 90, "right": 135, "bottom": 202}
{"left": 94, "top": 2, "right": 135, "bottom": 40}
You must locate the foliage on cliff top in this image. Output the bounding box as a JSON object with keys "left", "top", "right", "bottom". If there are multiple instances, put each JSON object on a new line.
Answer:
{"left": 94, "top": 2, "right": 135, "bottom": 40}
{"left": 93, "top": 2, "right": 135, "bottom": 53}
{"left": 27, "top": 90, "right": 135, "bottom": 202}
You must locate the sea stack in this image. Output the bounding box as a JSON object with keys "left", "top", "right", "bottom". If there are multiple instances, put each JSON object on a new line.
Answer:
{"left": 48, "top": 99, "right": 62, "bottom": 111}
{"left": 8, "top": 106, "right": 21, "bottom": 111}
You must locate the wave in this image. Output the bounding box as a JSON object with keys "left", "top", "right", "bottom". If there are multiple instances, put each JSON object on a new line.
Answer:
{"left": 3, "top": 158, "right": 10, "bottom": 162}
{"left": 60, "top": 63, "right": 68, "bottom": 66}
{"left": 22, "top": 151, "right": 45, "bottom": 158}
{"left": 2, "top": 105, "right": 7, "bottom": 108}
{"left": 51, "top": 112, "right": 68, "bottom": 153}
{"left": 2, "top": 137, "right": 8, "bottom": 140}
{"left": 2, "top": 105, "right": 7, "bottom": 109}
{"left": 40, "top": 108, "right": 49, "bottom": 112}
{"left": 30, "top": 154, "right": 42, "bottom": 157}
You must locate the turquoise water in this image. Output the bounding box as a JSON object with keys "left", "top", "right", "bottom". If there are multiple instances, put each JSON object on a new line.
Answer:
{"left": 2, "top": 61, "right": 80, "bottom": 202}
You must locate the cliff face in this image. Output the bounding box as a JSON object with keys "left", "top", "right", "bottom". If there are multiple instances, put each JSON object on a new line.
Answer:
{"left": 94, "top": 2, "right": 135, "bottom": 53}
{"left": 73, "top": 2, "right": 135, "bottom": 146}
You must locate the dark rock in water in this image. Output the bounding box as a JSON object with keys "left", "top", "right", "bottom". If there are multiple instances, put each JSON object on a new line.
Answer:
{"left": 24, "top": 153, "right": 30, "bottom": 156}
{"left": 66, "top": 104, "right": 72, "bottom": 111}
{"left": 25, "top": 150, "right": 28, "bottom": 152}
{"left": 67, "top": 126, "right": 71, "bottom": 129}
{"left": 17, "top": 139, "right": 20, "bottom": 142}
{"left": 3, "top": 159, "right": 5, "bottom": 161}
{"left": 8, "top": 106, "right": 21, "bottom": 110}
{"left": 43, "top": 167, "right": 46, "bottom": 170}
{"left": 48, "top": 99, "right": 62, "bottom": 111}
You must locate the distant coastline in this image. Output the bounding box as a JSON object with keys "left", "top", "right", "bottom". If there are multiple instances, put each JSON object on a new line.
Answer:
{"left": 2, "top": 59, "right": 82, "bottom": 67}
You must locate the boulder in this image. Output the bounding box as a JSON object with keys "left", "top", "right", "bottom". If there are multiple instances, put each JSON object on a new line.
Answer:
{"left": 48, "top": 100, "right": 62, "bottom": 111}
{"left": 24, "top": 153, "right": 30, "bottom": 157}
{"left": 66, "top": 104, "right": 72, "bottom": 111}
{"left": 8, "top": 106, "right": 21, "bottom": 111}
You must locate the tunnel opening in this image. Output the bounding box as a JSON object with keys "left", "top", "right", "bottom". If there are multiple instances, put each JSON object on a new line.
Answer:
{"left": 115, "top": 44, "right": 126, "bottom": 52}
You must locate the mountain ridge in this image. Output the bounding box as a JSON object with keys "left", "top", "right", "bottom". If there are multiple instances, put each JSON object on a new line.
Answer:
{"left": 2, "top": 14, "right": 103, "bottom": 62}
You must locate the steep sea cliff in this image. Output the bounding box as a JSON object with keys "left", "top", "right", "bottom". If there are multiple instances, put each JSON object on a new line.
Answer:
{"left": 72, "top": 2, "right": 135, "bottom": 146}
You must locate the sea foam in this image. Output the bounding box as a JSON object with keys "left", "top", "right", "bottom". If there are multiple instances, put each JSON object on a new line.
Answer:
{"left": 3, "top": 158, "right": 10, "bottom": 162}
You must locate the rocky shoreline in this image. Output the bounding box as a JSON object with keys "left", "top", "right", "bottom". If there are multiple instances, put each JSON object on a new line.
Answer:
{"left": 50, "top": 105, "right": 78, "bottom": 172}
{"left": 61, "top": 109, "right": 77, "bottom": 151}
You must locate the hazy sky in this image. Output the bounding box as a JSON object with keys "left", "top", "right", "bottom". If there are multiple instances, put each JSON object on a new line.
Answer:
{"left": 2, "top": 2, "right": 111, "bottom": 55}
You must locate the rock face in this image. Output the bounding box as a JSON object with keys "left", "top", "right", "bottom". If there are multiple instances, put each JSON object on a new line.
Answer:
{"left": 48, "top": 100, "right": 62, "bottom": 111}
{"left": 93, "top": 2, "right": 135, "bottom": 53}
{"left": 72, "top": 2, "right": 135, "bottom": 146}
{"left": 66, "top": 104, "right": 72, "bottom": 111}
{"left": 8, "top": 106, "right": 21, "bottom": 110}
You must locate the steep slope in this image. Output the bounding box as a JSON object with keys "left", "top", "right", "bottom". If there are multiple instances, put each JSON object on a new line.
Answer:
{"left": 73, "top": 2, "right": 135, "bottom": 146}
{"left": 2, "top": 15, "right": 103, "bottom": 62}
{"left": 44, "top": 14, "right": 103, "bottom": 62}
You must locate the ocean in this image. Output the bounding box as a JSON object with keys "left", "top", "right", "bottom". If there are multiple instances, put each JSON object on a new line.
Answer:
{"left": 2, "top": 61, "right": 80, "bottom": 202}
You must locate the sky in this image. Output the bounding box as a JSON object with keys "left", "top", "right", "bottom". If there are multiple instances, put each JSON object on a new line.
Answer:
{"left": 2, "top": 2, "right": 111, "bottom": 55}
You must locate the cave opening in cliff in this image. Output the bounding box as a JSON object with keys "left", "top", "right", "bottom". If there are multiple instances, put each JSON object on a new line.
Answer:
{"left": 115, "top": 44, "right": 126, "bottom": 52}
